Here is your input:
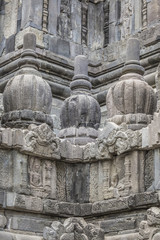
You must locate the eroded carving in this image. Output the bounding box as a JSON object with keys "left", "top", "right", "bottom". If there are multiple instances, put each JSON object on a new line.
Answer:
{"left": 84, "top": 123, "right": 141, "bottom": 161}
{"left": 43, "top": 217, "right": 104, "bottom": 240}
{"left": 142, "top": 0, "right": 147, "bottom": 28}
{"left": 120, "top": 0, "right": 133, "bottom": 39}
{"left": 58, "top": 0, "right": 71, "bottom": 39}
{"left": 81, "top": 0, "right": 89, "bottom": 45}
{"left": 42, "top": 0, "right": 49, "bottom": 32}
{"left": 23, "top": 123, "right": 60, "bottom": 158}
{"left": 103, "top": 0, "right": 109, "bottom": 47}
{"left": 138, "top": 207, "right": 160, "bottom": 240}
{"left": 28, "top": 157, "right": 56, "bottom": 199}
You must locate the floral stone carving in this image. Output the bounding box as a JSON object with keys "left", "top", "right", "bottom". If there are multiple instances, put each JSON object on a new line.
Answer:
{"left": 43, "top": 217, "right": 104, "bottom": 240}
{"left": 23, "top": 123, "right": 60, "bottom": 159}
{"left": 84, "top": 123, "right": 142, "bottom": 161}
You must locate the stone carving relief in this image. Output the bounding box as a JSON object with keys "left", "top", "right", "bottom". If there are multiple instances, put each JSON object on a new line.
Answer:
{"left": 84, "top": 123, "right": 141, "bottom": 161}
{"left": 57, "top": 0, "right": 71, "bottom": 39}
{"left": 138, "top": 207, "right": 160, "bottom": 240}
{"left": 142, "top": 0, "right": 147, "bottom": 28}
{"left": 28, "top": 157, "right": 56, "bottom": 199}
{"left": 23, "top": 123, "right": 60, "bottom": 159}
{"left": 102, "top": 157, "right": 126, "bottom": 199}
{"left": 42, "top": 0, "right": 49, "bottom": 33}
{"left": 81, "top": 0, "right": 89, "bottom": 45}
{"left": 103, "top": 0, "right": 109, "bottom": 47}
{"left": 43, "top": 217, "right": 104, "bottom": 240}
{"left": 120, "top": 0, "right": 133, "bottom": 39}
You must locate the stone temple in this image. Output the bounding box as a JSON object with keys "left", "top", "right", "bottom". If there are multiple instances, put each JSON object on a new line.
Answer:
{"left": 0, "top": 0, "right": 160, "bottom": 239}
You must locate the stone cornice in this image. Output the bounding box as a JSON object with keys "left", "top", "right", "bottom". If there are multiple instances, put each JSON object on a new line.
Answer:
{"left": 1, "top": 111, "right": 160, "bottom": 162}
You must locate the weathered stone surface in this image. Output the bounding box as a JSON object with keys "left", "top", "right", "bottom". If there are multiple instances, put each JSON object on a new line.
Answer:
{"left": 48, "top": 0, "right": 60, "bottom": 35}
{"left": 100, "top": 217, "right": 136, "bottom": 233}
{"left": 10, "top": 217, "right": 52, "bottom": 233}
{"left": 0, "top": 232, "right": 42, "bottom": 240}
{"left": 106, "top": 38, "right": 157, "bottom": 130}
{"left": 0, "top": 214, "right": 7, "bottom": 228}
{"left": 23, "top": 124, "right": 60, "bottom": 159}
{"left": 6, "top": 34, "right": 15, "bottom": 54}
{"left": 92, "top": 197, "right": 129, "bottom": 214}
{"left": 15, "top": 27, "right": 44, "bottom": 49}
{"left": 43, "top": 199, "right": 59, "bottom": 215}
{"left": 6, "top": 192, "right": 43, "bottom": 212}
{"left": 4, "top": 0, "right": 18, "bottom": 39}
{"left": 105, "top": 233, "right": 139, "bottom": 240}
{"left": 0, "top": 149, "right": 13, "bottom": 190}
{"left": 147, "top": 0, "right": 160, "bottom": 26}
{"left": 44, "top": 217, "right": 104, "bottom": 240}
{"left": 48, "top": 36, "right": 70, "bottom": 58}
{"left": 28, "top": 156, "right": 57, "bottom": 199}
{"left": 21, "top": 0, "right": 43, "bottom": 30}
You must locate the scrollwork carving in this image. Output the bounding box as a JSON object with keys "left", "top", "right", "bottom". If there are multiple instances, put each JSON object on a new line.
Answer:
{"left": 84, "top": 123, "right": 141, "bottom": 161}
{"left": 23, "top": 123, "right": 60, "bottom": 158}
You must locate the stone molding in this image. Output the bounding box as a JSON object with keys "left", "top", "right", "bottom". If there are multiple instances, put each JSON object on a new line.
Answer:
{"left": 0, "top": 123, "right": 141, "bottom": 161}
{"left": 1, "top": 111, "right": 160, "bottom": 161}
{"left": 1, "top": 191, "right": 159, "bottom": 217}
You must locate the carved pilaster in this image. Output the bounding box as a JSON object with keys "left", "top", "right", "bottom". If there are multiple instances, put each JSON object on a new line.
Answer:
{"left": 42, "top": 0, "right": 49, "bottom": 33}
{"left": 103, "top": 0, "right": 109, "bottom": 47}
{"left": 120, "top": 0, "right": 133, "bottom": 39}
{"left": 81, "top": 1, "right": 89, "bottom": 45}
{"left": 124, "top": 155, "right": 131, "bottom": 194}
{"left": 142, "top": 0, "right": 147, "bottom": 28}
{"left": 58, "top": 0, "right": 71, "bottom": 39}
{"left": 103, "top": 161, "right": 110, "bottom": 199}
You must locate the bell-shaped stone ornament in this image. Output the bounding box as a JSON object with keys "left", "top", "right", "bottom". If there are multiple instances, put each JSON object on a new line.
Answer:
{"left": 59, "top": 55, "right": 101, "bottom": 145}
{"left": 2, "top": 33, "right": 53, "bottom": 128}
{"left": 106, "top": 38, "right": 157, "bottom": 130}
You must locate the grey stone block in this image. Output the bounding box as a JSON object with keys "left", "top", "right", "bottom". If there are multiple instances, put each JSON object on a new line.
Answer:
{"left": 6, "top": 193, "right": 43, "bottom": 212}
{"left": 59, "top": 202, "right": 75, "bottom": 215}
{"left": 0, "top": 215, "right": 7, "bottom": 228}
{"left": 92, "top": 198, "right": 129, "bottom": 214}
{"left": 23, "top": 33, "right": 36, "bottom": 50}
{"left": 48, "top": 0, "right": 60, "bottom": 35}
{"left": 100, "top": 217, "right": 136, "bottom": 233}
{"left": 10, "top": 217, "right": 52, "bottom": 233}
{"left": 135, "top": 192, "right": 158, "bottom": 207}
{"left": 21, "top": 0, "right": 43, "bottom": 30}
{"left": 126, "top": 38, "right": 140, "bottom": 62}
{"left": 0, "top": 149, "right": 13, "bottom": 190}
{"left": 80, "top": 203, "right": 92, "bottom": 216}
{"left": 6, "top": 34, "right": 15, "bottom": 54}
{"left": 0, "top": 36, "right": 6, "bottom": 56}
{"left": 43, "top": 199, "right": 59, "bottom": 215}
{"left": 48, "top": 37, "right": 70, "bottom": 58}
{"left": 0, "top": 190, "right": 5, "bottom": 207}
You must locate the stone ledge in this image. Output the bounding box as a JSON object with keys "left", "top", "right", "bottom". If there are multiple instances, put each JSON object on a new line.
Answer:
{"left": 105, "top": 233, "right": 139, "bottom": 240}
{"left": 1, "top": 191, "right": 158, "bottom": 217}
{"left": 0, "top": 232, "right": 42, "bottom": 240}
